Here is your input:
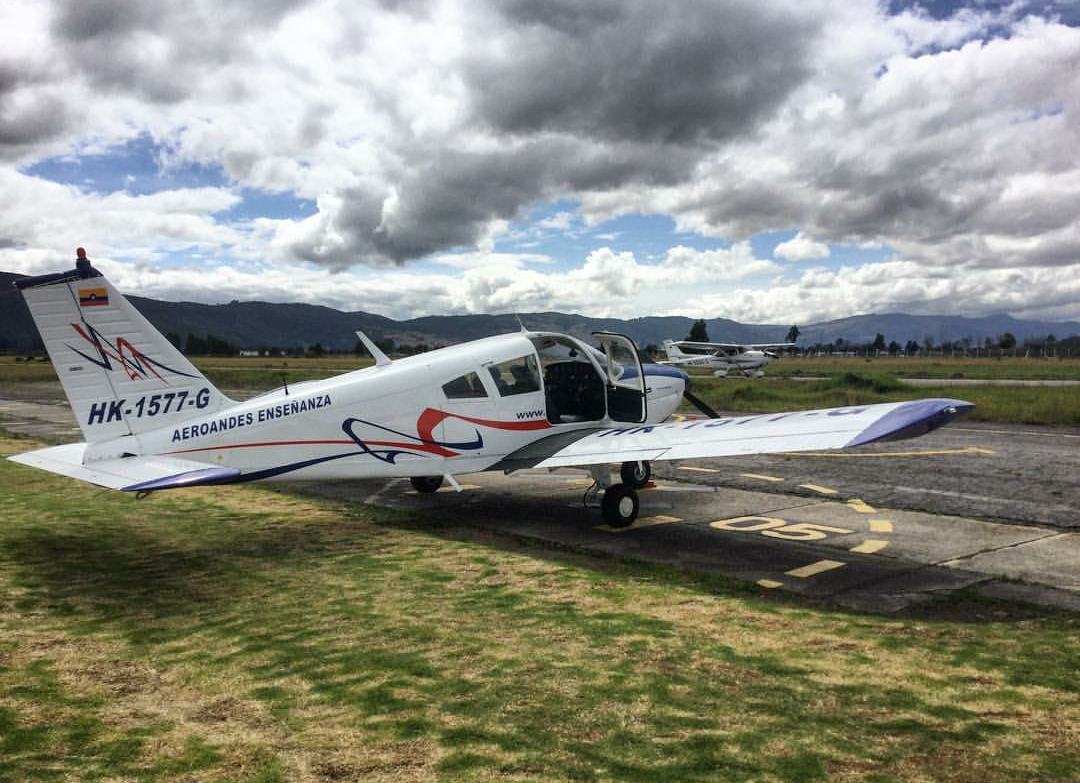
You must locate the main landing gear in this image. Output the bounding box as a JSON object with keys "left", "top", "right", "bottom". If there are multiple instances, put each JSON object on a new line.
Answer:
{"left": 584, "top": 461, "right": 650, "bottom": 528}
{"left": 410, "top": 475, "right": 444, "bottom": 493}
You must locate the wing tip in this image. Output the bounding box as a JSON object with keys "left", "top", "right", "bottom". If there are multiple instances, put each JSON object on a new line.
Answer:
{"left": 846, "top": 398, "right": 974, "bottom": 448}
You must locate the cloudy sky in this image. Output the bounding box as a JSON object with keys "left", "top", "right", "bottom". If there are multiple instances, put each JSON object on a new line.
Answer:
{"left": 2, "top": 0, "right": 1079, "bottom": 324}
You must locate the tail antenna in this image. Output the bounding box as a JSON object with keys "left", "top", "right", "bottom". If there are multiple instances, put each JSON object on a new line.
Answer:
{"left": 515, "top": 312, "right": 528, "bottom": 332}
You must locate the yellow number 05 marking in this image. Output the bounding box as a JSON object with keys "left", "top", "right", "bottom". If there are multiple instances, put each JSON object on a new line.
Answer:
{"left": 710, "top": 516, "right": 853, "bottom": 541}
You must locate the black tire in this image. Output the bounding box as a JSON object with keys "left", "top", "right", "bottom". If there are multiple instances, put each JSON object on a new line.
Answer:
{"left": 410, "top": 475, "right": 444, "bottom": 493}
{"left": 601, "top": 484, "right": 639, "bottom": 528}
{"left": 620, "top": 460, "right": 651, "bottom": 489}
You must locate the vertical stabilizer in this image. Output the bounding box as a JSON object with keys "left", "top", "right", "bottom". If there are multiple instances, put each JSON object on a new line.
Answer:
{"left": 16, "top": 250, "right": 234, "bottom": 445}
{"left": 662, "top": 340, "right": 687, "bottom": 360}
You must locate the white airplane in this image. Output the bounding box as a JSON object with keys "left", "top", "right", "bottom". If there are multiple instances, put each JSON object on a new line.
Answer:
{"left": 663, "top": 339, "right": 796, "bottom": 378}
{"left": 8, "top": 251, "right": 972, "bottom": 527}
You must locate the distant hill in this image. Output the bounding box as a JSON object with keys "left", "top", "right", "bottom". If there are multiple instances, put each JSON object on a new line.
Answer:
{"left": 2, "top": 271, "right": 1077, "bottom": 353}
{"left": 797, "top": 312, "right": 1080, "bottom": 349}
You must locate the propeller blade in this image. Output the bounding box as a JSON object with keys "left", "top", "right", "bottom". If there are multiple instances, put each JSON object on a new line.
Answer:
{"left": 683, "top": 389, "right": 720, "bottom": 419}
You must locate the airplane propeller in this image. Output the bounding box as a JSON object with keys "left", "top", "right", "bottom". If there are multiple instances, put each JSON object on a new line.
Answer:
{"left": 682, "top": 378, "right": 720, "bottom": 419}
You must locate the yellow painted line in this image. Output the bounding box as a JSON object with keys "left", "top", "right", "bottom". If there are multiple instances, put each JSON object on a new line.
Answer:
{"left": 783, "top": 446, "right": 995, "bottom": 458}
{"left": 679, "top": 466, "right": 720, "bottom": 473}
{"left": 847, "top": 498, "right": 876, "bottom": 513}
{"left": 868, "top": 519, "right": 894, "bottom": 533}
{"left": 850, "top": 539, "right": 890, "bottom": 554}
{"left": 786, "top": 560, "right": 846, "bottom": 578}
{"left": 757, "top": 579, "right": 783, "bottom": 589}
{"left": 799, "top": 484, "right": 837, "bottom": 495}
{"left": 595, "top": 515, "right": 682, "bottom": 533}
{"left": 567, "top": 478, "right": 595, "bottom": 485}
{"left": 740, "top": 473, "right": 784, "bottom": 483}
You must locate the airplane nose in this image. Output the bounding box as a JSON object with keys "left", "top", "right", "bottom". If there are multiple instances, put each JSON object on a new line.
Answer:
{"left": 642, "top": 362, "right": 689, "bottom": 383}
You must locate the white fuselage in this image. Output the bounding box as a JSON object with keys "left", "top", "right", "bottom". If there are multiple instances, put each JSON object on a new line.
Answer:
{"left": 132, "top": 332, "right": 687, "bottom": 482}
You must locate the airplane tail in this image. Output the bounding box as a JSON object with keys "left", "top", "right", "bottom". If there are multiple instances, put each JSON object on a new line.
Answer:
{"left": 15, "top": 250, "right": 235, "bottom": 448}
{"left": 663, "top": 340, "right": 687, "bottom": 360}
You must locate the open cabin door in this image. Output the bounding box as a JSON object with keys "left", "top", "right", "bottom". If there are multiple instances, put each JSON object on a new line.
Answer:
{"left": 593, "top": 331, "right": 646, "bottom": 423}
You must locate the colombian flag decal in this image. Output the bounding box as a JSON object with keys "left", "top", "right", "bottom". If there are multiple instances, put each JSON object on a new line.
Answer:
{"left": 79, "top": 288, "right": 109, "bottom": 307}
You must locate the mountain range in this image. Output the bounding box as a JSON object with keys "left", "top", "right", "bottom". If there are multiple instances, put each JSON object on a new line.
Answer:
{"left": 2, "top": 271, "right": 1077, "bottom": 353}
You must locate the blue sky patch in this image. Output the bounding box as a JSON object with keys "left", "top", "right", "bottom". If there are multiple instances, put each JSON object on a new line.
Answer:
{"left": 24, "top": 133, "right": 227, "bottom": 195}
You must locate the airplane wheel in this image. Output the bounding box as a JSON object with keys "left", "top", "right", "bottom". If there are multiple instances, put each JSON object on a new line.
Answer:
{"left": 410, "top": 475, "right": 443, "bottom": 493}
{"left": 602, "top": 484, "right": 639, "bottom": 528}
{"left": 620, "top": 460, "right": 651, "bottom": 489}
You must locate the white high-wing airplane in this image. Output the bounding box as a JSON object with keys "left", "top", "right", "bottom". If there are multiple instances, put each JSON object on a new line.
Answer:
{"left": 9, "top": 251, "right": 972, "bottom": 527}
{"left": 663, "top": 339, "right": 796, "bottom": 378}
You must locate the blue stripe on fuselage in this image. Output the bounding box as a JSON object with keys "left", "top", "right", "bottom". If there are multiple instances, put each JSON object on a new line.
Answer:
{"left": 619, "top": 363, "right": 689, "bottom": 382}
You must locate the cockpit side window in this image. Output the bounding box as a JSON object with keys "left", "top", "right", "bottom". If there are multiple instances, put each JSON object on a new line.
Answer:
{"left": 442, "top": 371, "right": 488, "bottom": 399}
{"left": 487, "top": 354, "right": 541, "bottom": 396}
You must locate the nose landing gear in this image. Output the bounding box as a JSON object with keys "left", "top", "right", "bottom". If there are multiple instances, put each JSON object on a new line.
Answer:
{"left": 584, "top": 461, "right": 650, "bottom": 528}
{"left": 620, "top": 460, "right": 651, "bottom": 489}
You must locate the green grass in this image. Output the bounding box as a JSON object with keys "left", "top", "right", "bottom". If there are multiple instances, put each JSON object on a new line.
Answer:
{"left": 0, "top": 437, "right": 1077, "bottom": 781}
{"left": 0, "top": 355, "right": 375, "bottom": 390}
{"left": 685, "top": 372, "right": 1080, "bottom": 426}
{"left": 192, "top": 355, "right": 375, "bottom": 392}
{"left": 766, "top": 356, "right": 1080, "bottom": 381}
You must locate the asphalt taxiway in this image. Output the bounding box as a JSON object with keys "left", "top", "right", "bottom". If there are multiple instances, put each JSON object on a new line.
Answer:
{"left": 302, "top": 455, "right": 1079, "bottom": 615}
{"left": 2, "top": 390, "right": 1077, "bottom": 614}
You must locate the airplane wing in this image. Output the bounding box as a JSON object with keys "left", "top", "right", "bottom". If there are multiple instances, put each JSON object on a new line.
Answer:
{"left": 491, "top": 398, "right": 972, "bottom": 471}
{"left": 672, "top": 340, "right": 794, "bottom": 350}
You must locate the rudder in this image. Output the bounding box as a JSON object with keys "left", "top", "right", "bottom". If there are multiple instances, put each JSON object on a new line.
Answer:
{"left": 662, "top": 340, "right": 687, "bottom": 360}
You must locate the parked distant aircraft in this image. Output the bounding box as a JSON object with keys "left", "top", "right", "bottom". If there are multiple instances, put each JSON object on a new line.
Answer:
{"left": 9, "top": 251, "right": 972, "bottom": 527}
{"left": 663, "top": 340, "right": 796, "bottom": 378}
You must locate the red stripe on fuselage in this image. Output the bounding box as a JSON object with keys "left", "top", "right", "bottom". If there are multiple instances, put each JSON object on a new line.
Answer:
{"left": 416, "top": 407, "right": 550, "bottom": 443}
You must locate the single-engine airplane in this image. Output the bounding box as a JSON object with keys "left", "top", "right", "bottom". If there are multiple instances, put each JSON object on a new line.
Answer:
{"left": 663, "top": 339, "right": 795, "bottom": 378}
{"left": 9, "top": 251, "right": 973, "bottom": 527}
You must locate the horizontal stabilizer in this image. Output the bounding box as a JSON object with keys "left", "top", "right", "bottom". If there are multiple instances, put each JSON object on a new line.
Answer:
{"left": 8, "top": 443, "right": 239, "bottom": 492}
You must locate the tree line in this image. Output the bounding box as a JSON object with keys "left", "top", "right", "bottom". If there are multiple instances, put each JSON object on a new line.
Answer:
{"left": 680, "top": 319, "right": 1075, "bottom": 357}
{"left": 158, "top": 332, "right": 444, "bottom": 358}
{"left": 802, "top": 332, "right": 1076, "bottom": 357}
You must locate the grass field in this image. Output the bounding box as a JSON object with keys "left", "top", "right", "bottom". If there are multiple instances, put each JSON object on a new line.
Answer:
{"left": 764, "top": 357, "right": 1080, "bottom": 381}
{"left": 684, "top": 373, "right": 1080, "bottom": 427}
{"left": 1, "top": 436, "right": 1078, "bottom": 782}
{"left": 0, "top": 356, "right": 375, "bottom": 389}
